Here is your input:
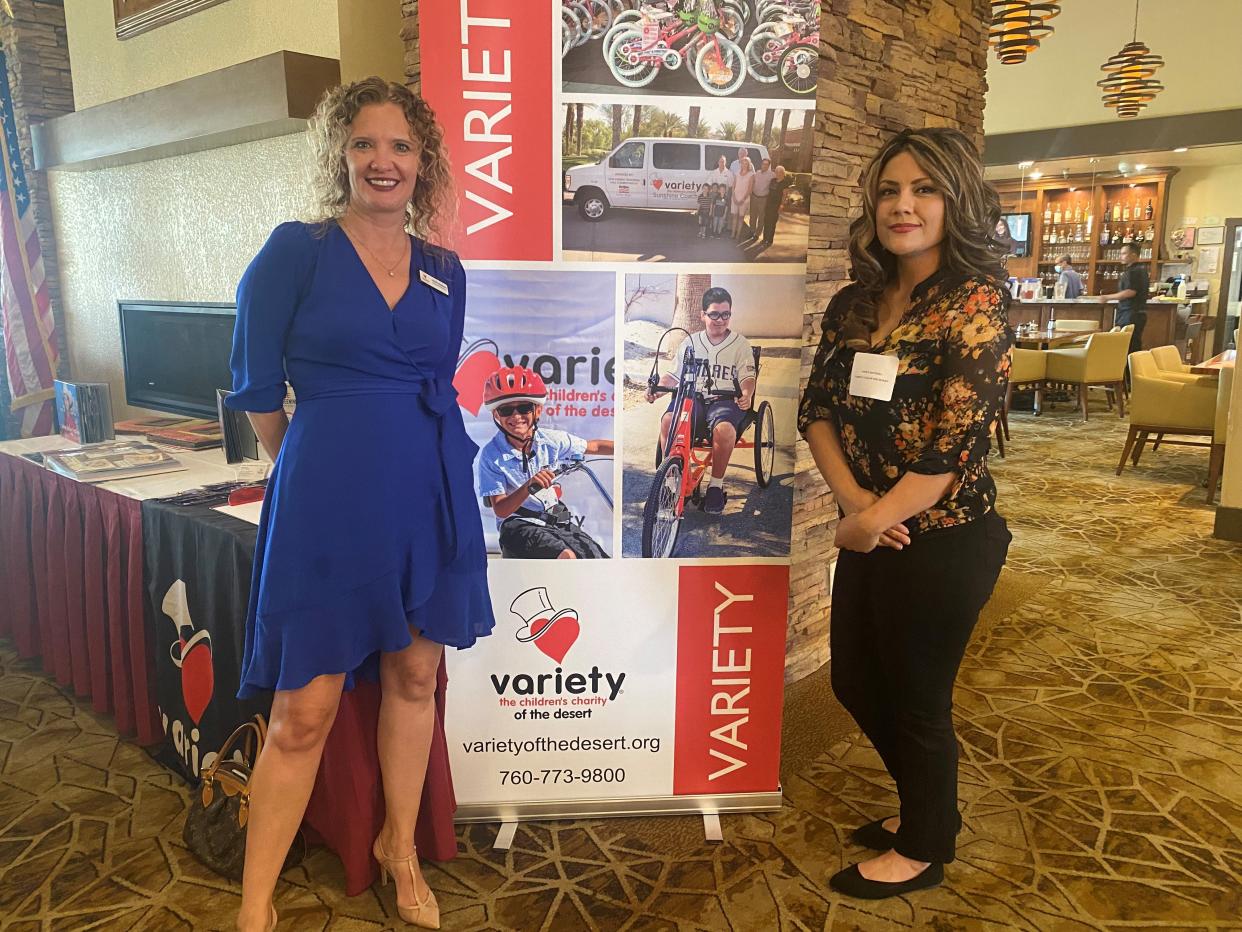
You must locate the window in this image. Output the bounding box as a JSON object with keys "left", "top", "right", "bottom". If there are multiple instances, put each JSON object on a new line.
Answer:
{"left": 609, "top": 141, "right": 646, "bottom": 170}
{"left": 652, "top": 143, "right": 701, "bottom": 171}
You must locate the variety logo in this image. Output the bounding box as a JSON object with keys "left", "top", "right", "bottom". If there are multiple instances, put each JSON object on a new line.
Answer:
{"left": 161, "top": 579, "right": 214, "bottom": 725}
{"left": 510, "top": 586, "right": 579, "bottom": 663}
{"left": 454, "top": 340, "right": 503, "bottom": 414}
{"left": 652, "top": 178, "right": 663, "bottom": 190}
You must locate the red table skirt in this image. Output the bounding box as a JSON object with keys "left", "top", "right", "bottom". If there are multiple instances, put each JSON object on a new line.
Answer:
{"left": 0, "top": 452, "right": 457, "bottom": 895}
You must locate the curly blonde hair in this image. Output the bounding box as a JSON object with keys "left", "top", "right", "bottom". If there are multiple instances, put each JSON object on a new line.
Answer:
{"left": 306, "top": 77, "right": 456, "bottom": 244}
{"left": 846, "top": 127, "right": 1007, "bottom": 334}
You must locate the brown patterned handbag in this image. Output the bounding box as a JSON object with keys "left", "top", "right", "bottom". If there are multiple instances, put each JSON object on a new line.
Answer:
{"left": 182, "top": 715, "right": 305, "bottom": 880}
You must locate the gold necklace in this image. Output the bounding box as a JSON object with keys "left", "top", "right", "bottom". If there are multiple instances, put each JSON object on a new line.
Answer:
{"left": 342, "top": 220, "right": 408, "bottom": 278}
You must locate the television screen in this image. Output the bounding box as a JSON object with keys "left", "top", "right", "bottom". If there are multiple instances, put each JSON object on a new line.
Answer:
{"left": 999, "top": 212, "right": 1031, "bottom": 258}
{"left": 118, "top": 302, "right": 236, "bottom": 419}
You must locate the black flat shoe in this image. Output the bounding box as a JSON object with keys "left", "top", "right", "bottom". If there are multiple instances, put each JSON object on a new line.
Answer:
{"left": 850, "top": 818, "right": 899, "bottom": 851}
{"left": 828, "top": 862, "right": 943, "bottom": 899}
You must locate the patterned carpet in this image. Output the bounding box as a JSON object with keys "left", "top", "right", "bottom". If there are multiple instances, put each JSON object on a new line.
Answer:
{"left": 2, "top": 396, "right": 1241, "bottom": 930}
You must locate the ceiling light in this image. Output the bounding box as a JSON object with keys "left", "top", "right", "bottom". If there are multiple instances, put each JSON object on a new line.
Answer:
{"left": 1135, "top": 163, "right": 1147, "bottom": 171}
{"left": 990, "top": 2, "right": 1062, "bottom": 65}
{"left": 1174, "top": 147, "right": 1188, "bottom": 153}
{"left": 1029, "top": 170, "right": 1043, "bottom": 179}
{"left": 1018, "top": 160, "right": 1034, "bottom": 169}
{"left": 1098, "top": 0, "right": 1165, "bottom": 118}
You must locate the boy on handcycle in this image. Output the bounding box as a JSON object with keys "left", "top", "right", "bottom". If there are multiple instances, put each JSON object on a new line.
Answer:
{"left": 475, "top": 366, "right": 614, "bottom": 559}
{"left": 644, "top": 286, "right": 756, "bottom": 514}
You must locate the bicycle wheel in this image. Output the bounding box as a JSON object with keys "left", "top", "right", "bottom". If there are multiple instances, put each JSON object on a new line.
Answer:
{"left": 562, "top": 22, "right": 574, "bottom": 57}
{"left": 602, "top": 20, "right": 647, "bottom": 73}
{"left": 641, "top": 456, "right": 684, "bottom": 558}
{"left": 752, "top": 400, "right": 775, "bottom": 487}
{"left": 744, "top": 29, "right": 781, "bottom": 82}
{"left": 563, "top": 7, "right": 586, "bottom": 50}
{"left": 570, "top": 2, "right": 594, "bottom": 46}
{"left": 582, "top": 0, "right": 612, "bottom": 39}
{"left": 759, "top": 3, "right": 793, "bottom": 24}
{"left": 716, "top": 3, "right": 746, "bottom": 40}
{"left": 694, "top": 35, "right": 747, "bottom": 96}
{"left": 778, "top": 41, "right": 817, "bottom": 95}
{"left": 607, "top": 29, "right": 662, "bottom": 86}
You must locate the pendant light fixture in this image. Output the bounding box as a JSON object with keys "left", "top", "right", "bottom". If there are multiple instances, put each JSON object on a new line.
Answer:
{"left": 989, "top": 2, "right": 1062, "bottom": 64}
{"left": 1098, "top": 0, "right": 1165, "bottom": 118}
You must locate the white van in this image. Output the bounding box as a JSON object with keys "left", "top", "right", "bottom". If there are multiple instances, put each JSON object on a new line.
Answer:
{"left": 565, "top": 137, "right": 772, "bottom": 222}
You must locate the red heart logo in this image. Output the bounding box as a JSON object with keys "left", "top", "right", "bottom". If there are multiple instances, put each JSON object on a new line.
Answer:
{"left": 180, "top": 638, "right": 214, "bottom": 725}
{"left": 454, "top": 350, "right": 502, "bottom": 415}
{"left": 652, "top": 178, "right": 663, "bottom": 190}
{"left": 530, "top": 612, "right": 580, "bottom": 664}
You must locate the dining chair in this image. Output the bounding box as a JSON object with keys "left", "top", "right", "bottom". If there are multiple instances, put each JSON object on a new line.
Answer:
{"left": 1045, "top": 330, "right": 1132, "bottom": 420}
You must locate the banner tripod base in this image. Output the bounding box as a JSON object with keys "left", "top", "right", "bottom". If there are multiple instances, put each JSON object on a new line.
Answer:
{"left": 493, "top": 821, "right": 519, "bottom": 850}
{"left": 702, "top": 812, "right": 723, "bottom": 843}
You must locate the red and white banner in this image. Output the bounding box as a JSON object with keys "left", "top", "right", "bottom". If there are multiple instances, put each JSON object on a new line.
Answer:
{"left": 446, "top": 561, "right": 787, "bottom": 809}
{"left": 673, "top": 564, "right": 788, "bottom": 796}
{"left": 425, "top": 0, "right": 813, "bottom": 821}
{"left": 419, "top": 0, "right": 553, "bottom": 261}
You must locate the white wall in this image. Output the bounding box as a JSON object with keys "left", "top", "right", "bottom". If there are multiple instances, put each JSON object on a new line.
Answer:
{"left": 64, "top": 0, "right": 340, "bottom": 110}
{"left": 48, "top": 134, "right": 316, "bottom": 417}
{"left": 1165, "top": 164, "right": 1242, "bottom": 318}
{"left": 985, "top": 0, "right": 1242, "bottom": 134}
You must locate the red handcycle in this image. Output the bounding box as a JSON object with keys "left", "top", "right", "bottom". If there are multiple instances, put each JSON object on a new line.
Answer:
{"left": 641, "top": 330, "right": 775, "bottom": 558}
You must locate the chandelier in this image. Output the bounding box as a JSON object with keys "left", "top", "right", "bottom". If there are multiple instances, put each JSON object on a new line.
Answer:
{"left": 1098, "top": 1, "right": 1165, "bottom": 119}
{"left": 989, "top": 1, "right": 1061, "bottom": 64}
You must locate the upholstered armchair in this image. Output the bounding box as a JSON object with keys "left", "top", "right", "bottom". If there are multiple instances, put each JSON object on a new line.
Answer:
{"left": 1117, "top": 351, "right": 1219, "bottom": 480}
{"left": 1044, "top": 330, "right": 1132, "bottom": 420}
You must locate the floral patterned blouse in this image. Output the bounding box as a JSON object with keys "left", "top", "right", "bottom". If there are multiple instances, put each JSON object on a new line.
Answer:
{"left": 798, "top": 271, "right": 1012, "bottom": 535}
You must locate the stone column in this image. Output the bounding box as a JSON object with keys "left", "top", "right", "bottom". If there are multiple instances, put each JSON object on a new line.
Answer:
{"left": 0, "top": 0, "right": 74, "bottom": 436}
{"left": 401, "top": 0, "right": 421, "bottom": 91}
{"left": 787, "top": 0, "right": 991, "bottom": 681}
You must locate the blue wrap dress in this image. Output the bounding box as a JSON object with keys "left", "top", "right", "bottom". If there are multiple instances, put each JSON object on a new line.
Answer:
{"left": 225, "top": 221, "right": 495, "bottom": 699}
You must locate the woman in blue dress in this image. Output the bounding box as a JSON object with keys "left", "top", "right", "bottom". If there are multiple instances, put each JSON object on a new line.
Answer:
{"left": 228, "top": 78, "right": 494, "bottom": 932}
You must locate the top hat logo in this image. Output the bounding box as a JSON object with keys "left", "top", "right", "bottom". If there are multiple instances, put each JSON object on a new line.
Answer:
{"left": 510, "top": 587, "right": 580, "bottom": 665}
{"left": 162, "top": 579, "right": 214, "bottom": 726}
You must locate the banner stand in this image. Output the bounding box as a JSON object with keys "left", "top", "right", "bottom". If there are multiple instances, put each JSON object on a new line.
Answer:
{"left": 419, "top": 1, "right": 818, "bottom": 834}
{"left": 454, "top": 787, "right": 783, "bottom": 824}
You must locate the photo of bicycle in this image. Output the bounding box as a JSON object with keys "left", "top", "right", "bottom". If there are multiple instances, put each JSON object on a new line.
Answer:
{"left": 562, "top": 0, "right": 819, "bottom": 100}
{"left": 621, "top": 273, "right": 799, "bottom": 557}
{"left": 458, "top": 271, "right": 617, "bottom": 558}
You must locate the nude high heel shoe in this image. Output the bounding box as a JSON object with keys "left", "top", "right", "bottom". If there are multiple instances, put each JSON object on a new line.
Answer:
{"left": 372, "top": 838, "right": 441, "bottom": 929}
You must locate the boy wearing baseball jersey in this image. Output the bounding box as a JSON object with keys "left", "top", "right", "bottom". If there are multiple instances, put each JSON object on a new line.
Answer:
{"left": 645, "top": 286, "right": 757, "bottom": 514}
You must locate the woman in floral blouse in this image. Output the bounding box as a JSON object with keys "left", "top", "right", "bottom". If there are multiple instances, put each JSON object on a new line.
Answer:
{"left": 798, "top": 127, "right": 1013, "bottom": 900}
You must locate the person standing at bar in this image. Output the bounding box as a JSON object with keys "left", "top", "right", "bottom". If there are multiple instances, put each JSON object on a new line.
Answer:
{"left": 760, "top": 165, "right": 795, "bottom": 249}
{"left": 799, "top": 127, "right": 1012, "bottom": 900}
{"left": 1057, "top": 253, "right": 1084, "bottom": 299}
{"left": 1099, "top": 242, "right": 1148, "bottom": 353}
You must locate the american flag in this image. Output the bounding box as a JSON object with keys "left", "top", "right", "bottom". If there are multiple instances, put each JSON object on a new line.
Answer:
{"left": 0, "top": 50, "right": 59, "bottom": 437}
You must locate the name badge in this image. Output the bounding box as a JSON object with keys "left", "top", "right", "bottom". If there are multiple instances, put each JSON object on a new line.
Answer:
{"left": 419, "top": 269, "right": 449, "bottom": 295}
{"left": 849, "top": 352, "right": 899, "bottom": 401}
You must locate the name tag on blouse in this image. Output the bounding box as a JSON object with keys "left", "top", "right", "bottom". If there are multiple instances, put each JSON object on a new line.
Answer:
{"left": 419, "top": 269, "right": 449, "bottom": 295}
{"left": 849, "top": 352, "right": 899, "bottom": 401}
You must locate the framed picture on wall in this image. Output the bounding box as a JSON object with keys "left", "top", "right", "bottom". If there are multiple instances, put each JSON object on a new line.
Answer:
{"left": 114, "top": 0, "right": 230, "bottom": 41}
{"left": 1197, "top": 226, "right": 1226, "bottom": 246}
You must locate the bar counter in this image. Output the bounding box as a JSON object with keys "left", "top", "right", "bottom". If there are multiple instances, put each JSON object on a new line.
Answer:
{"left": 1007, "top": 297, "right": 1208, "bottom": 351}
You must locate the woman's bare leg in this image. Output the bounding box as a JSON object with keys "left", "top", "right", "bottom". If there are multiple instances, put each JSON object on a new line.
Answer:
{"left": 375, "top": 633, "right": 443, "bottom": 908}
{"left": 237, "top": 673, "right": 345, "bottom": 931}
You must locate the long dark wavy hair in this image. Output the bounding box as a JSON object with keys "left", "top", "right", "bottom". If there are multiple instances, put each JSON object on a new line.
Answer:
{"left": 306, "top": 77, "right": 456, "bottom": 244}
{"left": 845, "top": 127, "right": 1008, "bottom": 341}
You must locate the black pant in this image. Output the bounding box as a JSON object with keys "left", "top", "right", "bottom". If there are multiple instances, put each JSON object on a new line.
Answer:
{"left": 499, "top": 516, "right": 607, "bottom": 559}
{"left": 830, "top": 512, "right": 1010, "bottom": 863}
{"left": 762, "top": 204, "right": 781, "bottom": 244}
